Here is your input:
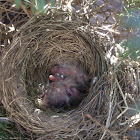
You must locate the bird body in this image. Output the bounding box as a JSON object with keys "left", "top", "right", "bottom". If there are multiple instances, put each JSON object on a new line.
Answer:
{"left": 39, "top": 65, "right": 90, "bottom": 109}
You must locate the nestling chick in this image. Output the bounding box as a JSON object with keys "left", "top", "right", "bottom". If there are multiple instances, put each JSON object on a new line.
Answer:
{"left": 39, "top": 65, "right": 90, "bottom": 110}
{"left": 50, "top": 65, "right": 90, "bottom": 92}
{"left": 40, "top": 78, "right": 83, "bottom": 109}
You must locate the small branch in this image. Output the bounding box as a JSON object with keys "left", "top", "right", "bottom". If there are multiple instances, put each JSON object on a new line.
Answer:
{"left": 86, "top": 114, "right": 117, "bottom": 139}
{"left": 21, "top": 3, "right": 31, "bottom": 18}
{"left": 0, "top": 117, "right": 13, "bottom": 124}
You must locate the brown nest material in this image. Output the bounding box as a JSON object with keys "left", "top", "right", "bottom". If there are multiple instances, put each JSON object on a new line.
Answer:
{"left": 1, "top": 16, "right": 139, "bottom": 139}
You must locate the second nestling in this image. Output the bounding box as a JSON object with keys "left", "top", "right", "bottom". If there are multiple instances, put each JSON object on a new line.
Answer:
{"left": 39, "top": 65, "right": 91, "bottom": 110}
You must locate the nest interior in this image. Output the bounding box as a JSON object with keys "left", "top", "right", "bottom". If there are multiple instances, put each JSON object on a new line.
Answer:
{"left": 1, "top": 16, "right": 139, "bottom": 139}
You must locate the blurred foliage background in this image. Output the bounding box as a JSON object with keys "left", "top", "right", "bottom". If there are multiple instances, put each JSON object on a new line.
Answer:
{"left": 119, "top": 0, "right": 140, "bottom": 60}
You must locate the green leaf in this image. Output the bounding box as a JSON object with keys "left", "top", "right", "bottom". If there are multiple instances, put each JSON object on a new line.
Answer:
{"left": 14, "top": 0, "right": 21, "bottom": 8}
{"left": 37, "top": 0, "right": 45, "bottom": 13}
{"left": 32, "top": 0, "right": 36, "bottom": 14}
{"left": 24, "top": 0, "right": 29, "bottom": 8}
{"left": 50, "top": 0, "right": 55, "bottom": 7}
{"left": 120, "top": 37, "right": 140, "bottom": 60}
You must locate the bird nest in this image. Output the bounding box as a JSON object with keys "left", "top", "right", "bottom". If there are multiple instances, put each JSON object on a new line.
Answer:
{"left": 1, "top": 16, "right": 139, "bottom": 139}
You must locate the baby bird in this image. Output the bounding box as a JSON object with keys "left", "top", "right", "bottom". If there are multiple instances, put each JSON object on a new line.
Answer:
{"left": 40, "top": 78, "right": 83, "bottom": 109}
{"left": 39, "top": 65, "right": 90, "bottom": 110}
{"left": 50, "top": 65, "right": 90, "bottom": 92}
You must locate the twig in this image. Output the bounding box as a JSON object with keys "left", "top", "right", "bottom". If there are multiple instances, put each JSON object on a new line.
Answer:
{"left": 86, "top": 114, "right": 117, "bottom": 139}
{"left": 0, "top": 117, "right": 13, "bottom": 124}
